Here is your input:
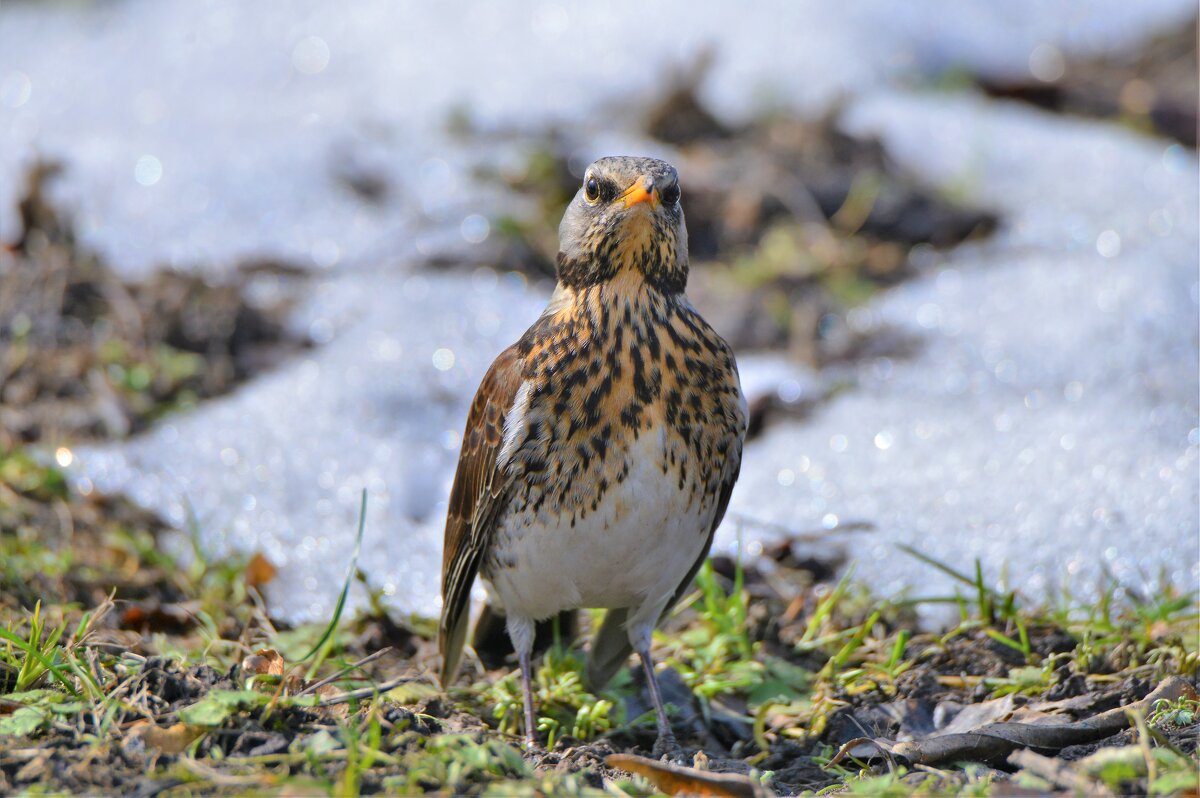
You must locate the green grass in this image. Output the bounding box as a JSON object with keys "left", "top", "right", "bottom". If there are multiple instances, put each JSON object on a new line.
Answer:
{"left": 664, "top": 558, "right": 771, "bottom": 701}
{"left": 298, "top": 489, "right": 368, "bottom": 671}
{"left": 1, "top": 450, "right": 1197, "bottom": 795}
{"left": 0, "top": 559, "right": 1195, "bottom": 796}
{"left": 0, "top": 448, "right": 67, "bottom": 502}
{"left": 0, "top": 603, "right": 73, "bottom": 696}
{"left": 484, "top": 643, "right": 618, "bottom": 749}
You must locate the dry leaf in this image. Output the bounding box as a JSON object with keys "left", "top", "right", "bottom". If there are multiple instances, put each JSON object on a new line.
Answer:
{"left": 119, "top": 601, "right": 200, "bottom": 633}
{"left": 605, "top": 754, "right": 762, "bottom": 798}
{"left": 246, "top": 552, "right": 278, "bottom": 588}
{"left": 243, "top": 648, "right": 307, "bottom": 692}
{"left": 126, "top": 720, "right": 204, "bottom": 754}
{"left": 242, "top": 648, "right": 285, "bottom": 677}
{"left": 15, "top": 752, "right": 49, "bottom": 782}
{"left": 312, "top": 683, "right": 350, "bottom": 720}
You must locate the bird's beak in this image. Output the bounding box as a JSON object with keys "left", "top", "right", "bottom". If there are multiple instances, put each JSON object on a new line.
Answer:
{"left": 618, "top": 176, "right": 659, "bottom": 209}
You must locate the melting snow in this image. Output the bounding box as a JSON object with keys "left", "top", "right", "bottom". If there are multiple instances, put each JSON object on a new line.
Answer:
{"left": 1, "top": 1, "right": 1195, "bottom": 618}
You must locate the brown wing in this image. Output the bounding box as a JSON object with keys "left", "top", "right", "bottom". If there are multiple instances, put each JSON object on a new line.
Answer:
{"left": 439, "top": 345, "right": 525, "bottom": 686}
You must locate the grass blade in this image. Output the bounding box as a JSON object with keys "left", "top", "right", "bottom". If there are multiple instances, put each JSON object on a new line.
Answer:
{"left": 0, "top": 626, "right": 79, "bottom": 697}
{"left": 896, "top": 543, "right": 977, "bottom": 588}
{"left": 299, "top": 489, "right": 368, "bottom": 664}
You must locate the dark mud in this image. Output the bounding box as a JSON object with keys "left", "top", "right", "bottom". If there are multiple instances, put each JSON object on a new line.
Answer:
{"left": 975, "top": 16, "right": 1198, "bottom": 148}
{"left": 1, "top": 161, "right": 311, "bottom": 447}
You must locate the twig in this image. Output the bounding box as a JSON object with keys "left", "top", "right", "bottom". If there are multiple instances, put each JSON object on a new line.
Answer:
{"left": 177, "top": 757, "right": 269, "bottom": 788}
{"left": 295, "top": 647, "right": 392, "bottom": 697}
{"left": 312, "top": 676, "right": 416, "bottom": 707}
{"left": 828, "top": 736, "right": 899, "bottom": 774}
{"left": 1008, "top": 749, "right": 1109, "bottom": 796}
{"left": 1126, "top": 707, "right": 1157, "bottom": 786}
{"left": 728, "top": 514, "right": 875, "bottom": 540}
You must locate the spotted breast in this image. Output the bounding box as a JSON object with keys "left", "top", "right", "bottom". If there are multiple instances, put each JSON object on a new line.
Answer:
{"left": 485, "top": 270, "right": 745, "bottom": 630}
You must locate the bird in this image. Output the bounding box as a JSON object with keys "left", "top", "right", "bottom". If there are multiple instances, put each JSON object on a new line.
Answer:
{"left": 438, "top": 155, "right": 747, "bottom": 755}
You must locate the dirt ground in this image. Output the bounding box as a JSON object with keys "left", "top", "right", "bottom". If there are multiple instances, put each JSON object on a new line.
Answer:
{"left": 0, "top": 497, "right": 1195, "bottom": 795}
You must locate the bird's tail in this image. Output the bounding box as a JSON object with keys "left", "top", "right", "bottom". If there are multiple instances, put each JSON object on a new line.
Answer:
{"left": 438, "top": 608, "right": 470, "bottom": 688}
{"left": 585, "top": 607, "right": 633, "bottom": 691}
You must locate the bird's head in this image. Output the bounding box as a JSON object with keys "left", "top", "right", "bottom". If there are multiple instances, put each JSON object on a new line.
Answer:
{"left": 556, "top": 156, "right": 688, "bottom": 294}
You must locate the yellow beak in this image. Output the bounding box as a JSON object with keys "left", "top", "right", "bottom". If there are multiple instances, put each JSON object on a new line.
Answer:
{"left": 618, "top": 177, "right": 659, "bottom": 209}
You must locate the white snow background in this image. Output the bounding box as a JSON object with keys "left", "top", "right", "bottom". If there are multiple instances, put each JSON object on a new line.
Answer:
{"left": 1, "top": 1, "right": 1196, "bottom": 621}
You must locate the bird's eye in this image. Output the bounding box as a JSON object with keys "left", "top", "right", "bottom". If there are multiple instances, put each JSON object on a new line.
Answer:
{"left": 584, "top": 175, "right": 601, "bottom": 203}
{"left": 661, "top": 182, "right": 681, "bottom": 205}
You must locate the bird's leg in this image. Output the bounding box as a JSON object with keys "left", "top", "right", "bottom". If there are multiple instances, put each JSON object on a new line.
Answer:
{"left": 507, "top": 615, "right": 539, "bottom": 749}
{"left": 637, "top": 647, "right": 679, "bottom": 759}
{"left": 518, "top": 647, "right": 538, "bottom": 749}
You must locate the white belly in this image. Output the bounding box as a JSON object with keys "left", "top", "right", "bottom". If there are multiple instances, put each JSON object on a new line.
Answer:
{"left": 486, "top": 428, "right": 714, "bottom": 622}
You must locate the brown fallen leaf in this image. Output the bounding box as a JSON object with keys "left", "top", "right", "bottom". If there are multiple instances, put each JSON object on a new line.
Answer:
{"left": 242, "top": 648, "right": 285, "bottom": 678}
{"left": 243, "top": 647, "right": 307, "bottom": 693}
{"left": 119, "top": 600, "right": 200, "bottom": 633}
{"left": 605, "top": 753, "right": 763, "bottom": 798}
{"left": 246, "top": 552, "right": 278, "bottom": 588}
{"left": 126, "top": 720, "right": 204, "bottom": 754}
{"left": 1016, "top": 687, "right": 1123, "bottom": 718}
{"left": 314, "top": 683, "right": 349, "bottom": 720}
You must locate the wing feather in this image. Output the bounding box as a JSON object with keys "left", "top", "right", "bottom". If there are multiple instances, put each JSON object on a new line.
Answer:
{"left": 439, "top": 346, "right": 525, "bottom": 685}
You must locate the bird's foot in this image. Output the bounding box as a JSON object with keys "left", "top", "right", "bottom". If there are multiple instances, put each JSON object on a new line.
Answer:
{"left": 651, "top": 731, "right": 685, "bottom": 763}
{"left": 523, "top": 736, "right": 555, "bottom": 768}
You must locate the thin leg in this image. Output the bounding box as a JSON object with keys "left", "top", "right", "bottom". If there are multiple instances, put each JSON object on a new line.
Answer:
{"left": 507, "top": 614, "right": 538, "bottom": 749}
{"left": 518, "top": 647, "right": 538, "bottom": 749}
{"left": 637, "top": 648, "right": 678, "bottom": 757}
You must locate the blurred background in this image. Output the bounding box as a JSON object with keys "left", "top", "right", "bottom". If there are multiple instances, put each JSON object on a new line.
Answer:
{"left": 1, "top": 1, "right": 1196, "bottom": 623}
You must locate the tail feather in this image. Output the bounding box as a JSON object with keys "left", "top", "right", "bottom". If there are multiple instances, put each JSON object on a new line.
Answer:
{"left": 585, "top": 607, "right": 633, "bottom": 691}
{"left": 438, "top": 609, "right": 470, "bottom": 688}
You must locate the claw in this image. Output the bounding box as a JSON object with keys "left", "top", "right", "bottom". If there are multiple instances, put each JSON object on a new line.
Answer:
{"left": 651, "top": 731, "right": 685, "bottom": 763}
